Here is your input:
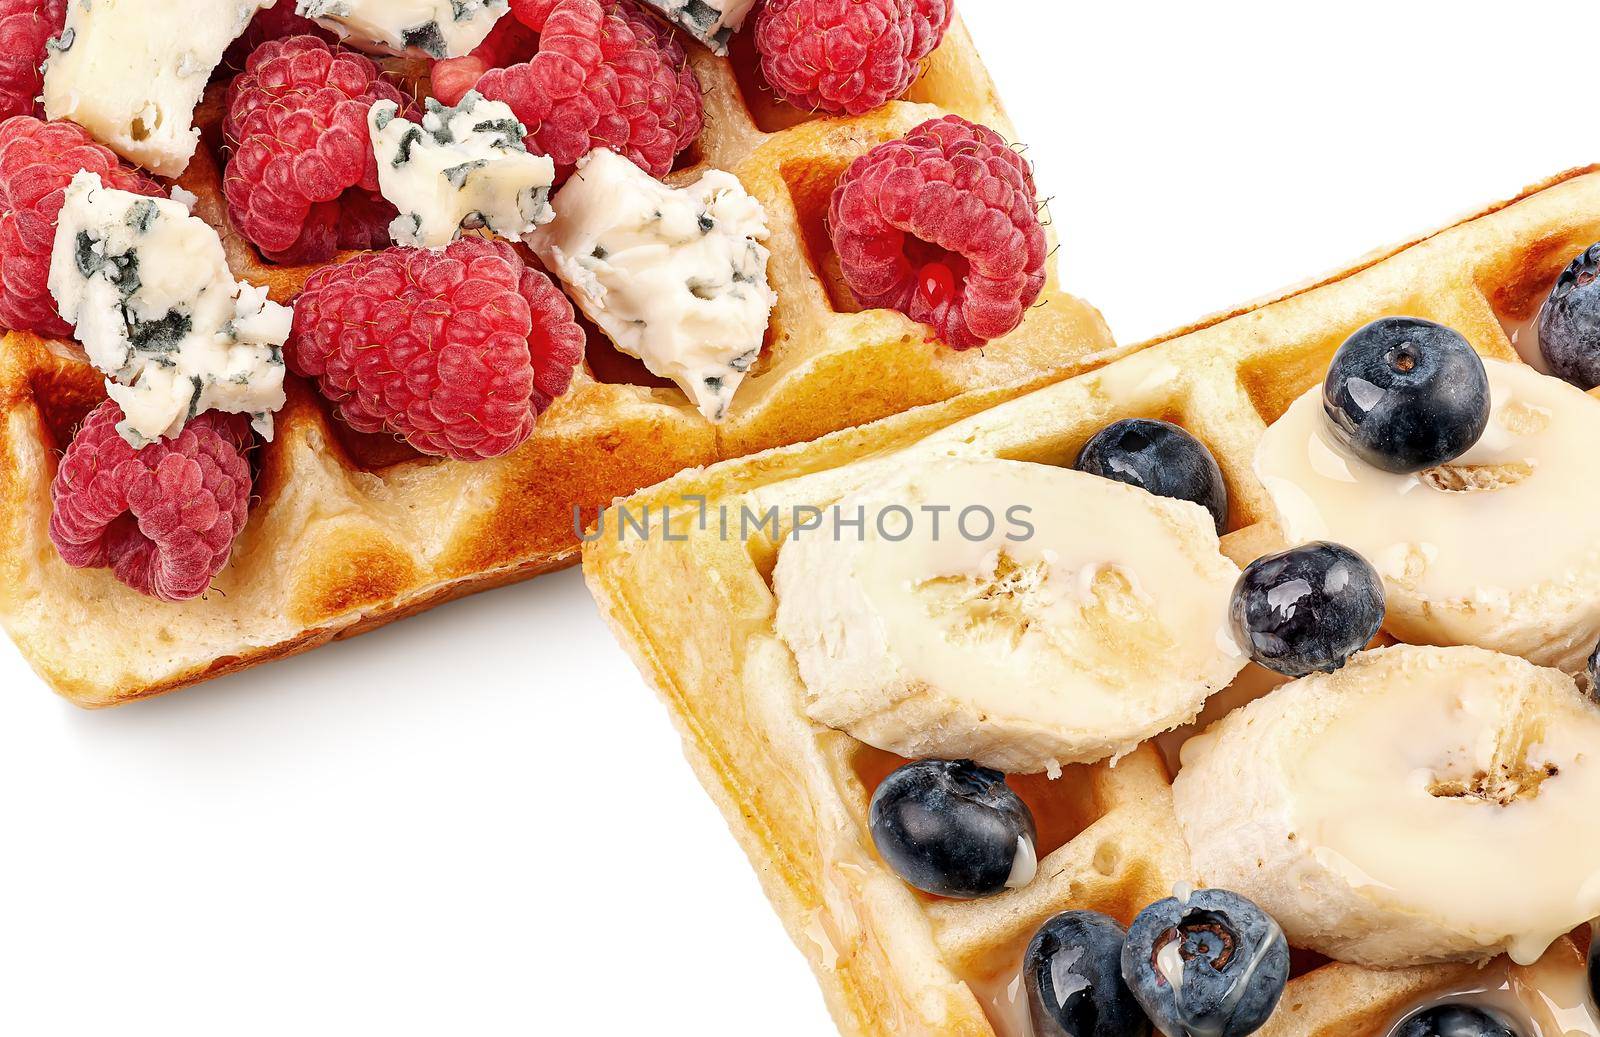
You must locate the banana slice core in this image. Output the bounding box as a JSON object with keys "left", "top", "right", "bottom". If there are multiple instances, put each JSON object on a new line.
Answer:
{"left": 772, "top": 458, "right": 1245, "bottom": 773}
{"left": 1256, "top": 358, "right": 1600, "bottom": 671}
{"left": 1175, "top": 644, "right": 1600, "bottom": 967}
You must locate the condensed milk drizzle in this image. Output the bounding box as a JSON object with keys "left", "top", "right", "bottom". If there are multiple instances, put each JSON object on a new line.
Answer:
{"left": 1380, "top": 939, "right": 1599, "bottom": 1037}
{"left": 962, "top": 884, "right": 1290, "bottom": 1037}
{"left": 1151, "top": 907, "right": 1286, "bottom": 1037}
{"left": 971, "top": 941, "right": 1600, "bottom": 1037}
{"left": 1501, "top": 310, "right": 1551, "bottom": 374}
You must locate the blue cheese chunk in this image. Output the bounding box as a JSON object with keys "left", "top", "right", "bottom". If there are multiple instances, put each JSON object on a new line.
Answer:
{"left": 42, "top": 0, "right": 272, "bottom": 177}
{"left": 527, "top": 148, "right": 776, "bottom": 422}
{"left": 637, "top": 0, "right": 758, "bottom": 55}
{"left": 48, "top": 172, "right": 291, "bottom": 448}
{"left": 297, "top": 0, "right": 508, "bottom": 59}
{"left": 370, "top": 92, "right": 555, "bottom": 249}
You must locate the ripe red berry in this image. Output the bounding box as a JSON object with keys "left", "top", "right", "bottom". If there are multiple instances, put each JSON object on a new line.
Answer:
{"left": 0, "top": 0, "right": 64, "bottom": 121}
{"left": 289, "top": 239, "right": 586, "bottom": 461}
{"left": 223, "top": 35, "right": 414, "bottom": 264}
{"left": 755, "top": 0, "right": 918, "bottom": 115}
{"left": 436, "top": 0, "right": 702, "bottom": 181}
{"left": 830, "top": 115, "right": 1047, "bottom": 350}
{"left": 0, "top": 115, "right": 163, "bottom": 336}
{"left": 50, "top": 402, "right": 255, "bottom": 602}
{"left": 906, "top": 0, "right": 952, "bottom": 62}
{"left": 222, "top": 0, "right": 333, "bottom": 70}
{"left": 917, "top": 261, "right": 956, "bottom": 312}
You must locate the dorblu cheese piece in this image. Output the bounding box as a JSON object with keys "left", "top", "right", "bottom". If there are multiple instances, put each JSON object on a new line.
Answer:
{"left": 42, "top": 0, "right": 272, "bottom": 177}
{"left": 637, "top": 0, "right": 758, "bottom": 55}
{"left": 48, "top": 172, "right": 291, "bottom": 448}
{"left": 370, "top": 91, "right": 555, "bottom": 249}
{"left": 527, "top": 149, "right": 776, "bottom": 422}
{"left": 297, "top": 0, "right": 508, "bottom": 59}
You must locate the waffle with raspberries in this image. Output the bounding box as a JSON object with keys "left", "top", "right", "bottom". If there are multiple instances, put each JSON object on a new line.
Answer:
{"left": 583, "top": 167, "right": 1600, "bottom": 1037}
{"left": 0, "top": 3, "right": 1119, "bottom": 706}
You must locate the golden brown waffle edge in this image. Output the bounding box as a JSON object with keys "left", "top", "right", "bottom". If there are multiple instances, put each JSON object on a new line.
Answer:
{"left": 0, "top": 14, "right": 1122, "bottom": 706}
{"left": 581, "top": 165, "right": 1600, "bottom": 1037}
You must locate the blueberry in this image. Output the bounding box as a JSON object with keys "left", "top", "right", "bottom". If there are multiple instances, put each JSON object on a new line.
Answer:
{"left": 1322, "top": 317, "right": 1489, "bottom": 473}
{"left": 1587, "top": 638, "right": 1600, "bottom": 704}
{"left": 1025, "top": 911, "right": 1149, "bottom": 1037}
{"left": 1074, "top": 419, "right": 1229, "bottom": 534}
{"left": 1392, "top": 1005, "right": 1519, "bottom": 1037}
{"left": 1539, "top": 243, "right": 1600, "bottom": 389}
{"left": 1121, "top": 889, "right": 1289, "bottom": 1037}
{"left": 1230, "top": 542, "right": 1384, "bottom": 677}
{"left": 867, "top": 759, "right": 1036, "bottom": 899}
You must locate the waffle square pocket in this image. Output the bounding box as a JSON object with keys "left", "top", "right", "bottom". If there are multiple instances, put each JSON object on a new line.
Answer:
{"left": 585, "top": 167, "right": 1600, "bottom": 1037}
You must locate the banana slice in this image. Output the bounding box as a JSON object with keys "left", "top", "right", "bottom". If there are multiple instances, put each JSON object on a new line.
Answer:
{"left": 1256, "top": 358, "right": 1600, "bottom": 673}
{"left": 772, "top": 457, "right": 1246, "bottom": 773}
{"left": 1173, "top": 644, "right": 1600, "bottom": 967}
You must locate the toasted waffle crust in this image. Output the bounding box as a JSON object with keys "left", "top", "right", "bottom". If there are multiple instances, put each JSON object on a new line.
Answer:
{"left": 0, "top": 16, "right": 1119, "bottom": 705}
{"left": 584, "top": 166, "right": 1600, "bottom": 1036}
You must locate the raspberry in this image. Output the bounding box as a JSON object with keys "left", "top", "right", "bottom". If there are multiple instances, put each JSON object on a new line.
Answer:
{"left": 288, "top": 239, "right": 585, "bottom": 461}
{"left": 754, "top": 0, "right": 918, "bottom": 116}
{"left": 0, "top": 0, "right": 63, "bottom": 121}
{"left": 222, "top": 0, "right": 334, "bottom": 71}
{"left": 49, "top": 401, "right": 254, "bottom": 602}
{"left": 828, "top": 115, "right": 1047, "bottom": 350}
{"left": 906, "top": 0, "right": 951, "bottom": 62}
{"left": 223, "top": 35, "right": 415, "bottom": 264}
{"left": 0, "top": 115, "right": 163, "bottom": 337}
{"left": 430, "top": 12, "right": 537, "bottom": 106}
{"left": 435, "top": 0, "right": 702, "bottom": 180}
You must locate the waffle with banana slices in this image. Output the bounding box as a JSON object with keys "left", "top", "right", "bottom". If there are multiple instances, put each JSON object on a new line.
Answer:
{"left": 0, "top": 9, "right": 1118, "bottom": 706}
{"left": 584, "top": 167, "right": 1600, "bottom": 1037}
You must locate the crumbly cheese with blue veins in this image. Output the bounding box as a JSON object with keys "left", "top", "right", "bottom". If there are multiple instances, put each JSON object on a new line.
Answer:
{"left": 297, "top": 0, "right": 509, "bottom": 59}
{"left": 42, "top": 0, "right": 273, "bottom": 177}
{"left": 527, "top": 149, "right": 777, "bottom": 422}
{"left": 48, "top": 172, "right": 291, "bottom": 448}
{"left": 637, "top": 0, "right": 758, "bottom": 55}
{"left": 370, "top": 91, "right": 555, "bottom": 249}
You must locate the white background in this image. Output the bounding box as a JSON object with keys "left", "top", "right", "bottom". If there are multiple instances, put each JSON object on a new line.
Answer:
{"left": 2, "top": 3, "right": 1596, "bottom": 1034}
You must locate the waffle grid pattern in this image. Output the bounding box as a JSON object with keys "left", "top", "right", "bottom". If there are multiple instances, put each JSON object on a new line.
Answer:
{"left": 583, "top": 166, "right": 1600, "bottom": 1037}
{"left": 0, "top": 15, "right": 1120, "bottom": 705}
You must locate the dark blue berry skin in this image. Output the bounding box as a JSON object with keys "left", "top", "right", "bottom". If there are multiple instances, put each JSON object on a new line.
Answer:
{"left": 867, "top": 759, "right": 1036, "bottom": 899}
{"left": 1392, "top": 1005, "right": 1519, "bottom": 1037}
{"left": 1589, "top": 927, "right": 1600, "bottom": 1009}
{"left": 1025, "top": 912, "right": 1150, "bottom": 1037}
{"left": 1587, "top": 639, "right": 1600, "bottom": 704}
{"left": 1539, "top": 243, "right": 1600, "bottom": 389}
{"left": 1121, "top": 889, "right": 1289, "bottom": 1037}
{"left": 1230, "top": 542, "right": 1385, "bottom": 677}
{"left": 1074, "top": 419, "right": 1229, "bottom": 534}
{"left": 1322, "top": 317, "right": 1489, "bottom": 473}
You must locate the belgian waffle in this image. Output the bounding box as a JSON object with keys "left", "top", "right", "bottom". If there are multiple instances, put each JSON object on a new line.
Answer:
{"left": 583, "top": 166, "right": 1600, "bottom": 1036}
{"left": 0, "top": 13, "right": 1119, "bottom": 706}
